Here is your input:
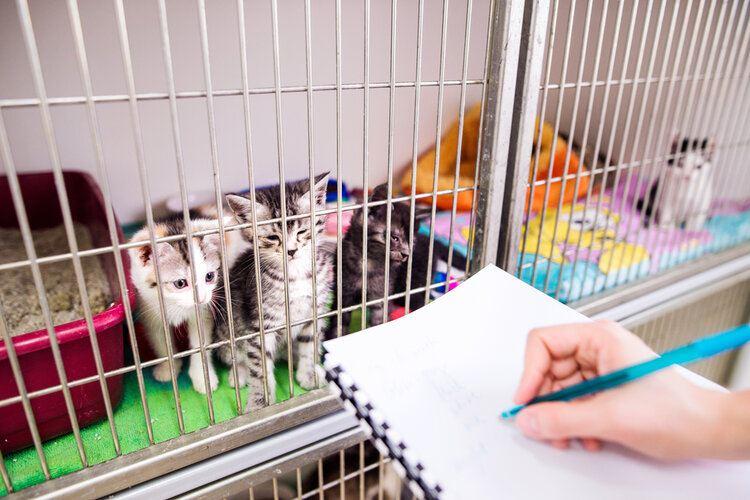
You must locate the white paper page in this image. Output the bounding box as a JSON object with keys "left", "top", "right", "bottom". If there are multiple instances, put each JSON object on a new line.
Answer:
{"left": 323, "top": 265, "right": 750, "bottom": 499}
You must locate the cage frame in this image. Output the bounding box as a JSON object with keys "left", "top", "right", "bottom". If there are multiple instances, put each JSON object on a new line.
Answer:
{"left": 0, "top": 0, "right": 525, "bottom": 496}
{"left": 2, "top": 0, "right": 750, "bottom": 497}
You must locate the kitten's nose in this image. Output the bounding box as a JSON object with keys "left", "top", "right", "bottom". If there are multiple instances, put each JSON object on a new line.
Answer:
{"left": 287, "top": 248, "right": 297, "bottom": 257}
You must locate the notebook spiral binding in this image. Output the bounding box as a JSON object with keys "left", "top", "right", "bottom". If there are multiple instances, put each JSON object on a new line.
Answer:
{"left": 324, "top": 359, "right": 444, "bottom": 500}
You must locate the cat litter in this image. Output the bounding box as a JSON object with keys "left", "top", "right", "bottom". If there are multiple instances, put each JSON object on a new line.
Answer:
{"left": 0, "top": 224, "right": 112, "bottom": 336}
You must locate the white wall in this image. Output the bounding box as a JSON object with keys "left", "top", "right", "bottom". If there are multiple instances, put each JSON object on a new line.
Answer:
{"left": 0, "top": 0, "right": 490, "bottom": 224}
{"left": 5, "top": 1, "right": 747, "bottom": 226}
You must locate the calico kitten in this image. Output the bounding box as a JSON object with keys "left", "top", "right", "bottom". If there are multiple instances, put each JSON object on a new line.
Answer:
{"left": 214, "top": 173, "right": 334, "bottom": 410}
{"left": 129, "top": 215, "right": 247, "bottom": 393}
{"left": 637, "top": 137, "right": 715, "bottom": 231}
{"left": 326, "top": 184, "right": 433, "bottom": 338}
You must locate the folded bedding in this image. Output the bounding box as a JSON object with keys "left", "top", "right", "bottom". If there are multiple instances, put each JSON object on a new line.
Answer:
{"left": 518, "top": 180, "right": 750, "bottom": 303}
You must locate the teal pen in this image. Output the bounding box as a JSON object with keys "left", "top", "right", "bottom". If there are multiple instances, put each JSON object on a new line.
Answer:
{"left": 501, "top": 324, "right": 750, "bottom": 420}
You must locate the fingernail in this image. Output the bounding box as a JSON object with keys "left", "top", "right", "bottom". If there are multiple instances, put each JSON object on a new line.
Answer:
{"left": 516, "top": 412, "right": 539, "bottom": 437}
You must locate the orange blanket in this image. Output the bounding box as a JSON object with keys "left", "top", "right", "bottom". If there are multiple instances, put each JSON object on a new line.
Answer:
{"left": 400, "top": 106, "right": 589, "bottom": 213}
{"left": 400, "top": 104, "right": 480, "bottom": 211}
{"left": 527, "top": 118, "right": 590, "bottom": 213}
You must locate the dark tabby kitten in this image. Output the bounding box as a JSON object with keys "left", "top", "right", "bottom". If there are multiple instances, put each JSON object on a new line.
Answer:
{"left": 326, "top": 184, "right": 434, "bottom": 338}
{"left": 214, "top": 173, "right": 334, "bottom": 411}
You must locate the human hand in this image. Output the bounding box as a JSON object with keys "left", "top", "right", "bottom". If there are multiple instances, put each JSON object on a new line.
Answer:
{"left": 513, "top": 320, "right": 728, "bottom": 460}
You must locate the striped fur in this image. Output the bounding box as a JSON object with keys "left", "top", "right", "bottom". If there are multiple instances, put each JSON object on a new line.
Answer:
{"left": 215, "top": 173, "right": 334, "bottom": 410}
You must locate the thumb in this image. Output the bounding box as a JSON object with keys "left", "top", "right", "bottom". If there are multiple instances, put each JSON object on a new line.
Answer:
{"left": 515, "top": 400, "right": 605, "bottom": 441}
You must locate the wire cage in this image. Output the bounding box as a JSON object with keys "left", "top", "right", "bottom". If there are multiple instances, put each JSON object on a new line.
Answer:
{"left": 2, "top": 0, "right": 750, "bottom": 497}
{"left": 191, "top": 438, "right": 409, "bottom": 500}
{"left": 504, "top": 0, "right": 750, "bottom": 303}
{"left": 0, "top": 0, "right": 515, "bottom": 495}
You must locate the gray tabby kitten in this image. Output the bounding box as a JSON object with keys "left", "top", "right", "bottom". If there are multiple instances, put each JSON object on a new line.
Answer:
{"left": 215, "top": 173, "right": 334, "bottom": 410}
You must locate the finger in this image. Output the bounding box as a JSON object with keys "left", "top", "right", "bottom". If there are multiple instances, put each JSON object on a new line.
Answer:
{"left": 539, "top": 377, "right": 554, "bottom": 396}
{"left": 515, "top": 399, "right": 607, "bottom": 441}
{"left": 551, "top": 439, "right": 570, "bottom": 450}
{"left": 581, "top": 438, "right": 601, "bottom": 452}
{"left": 514, "top": 336, "right": 553, "bottom": 404}
{"left": 528, "top": 322, "right": 611, "bottom": 358}
{"left": 551, "top": 371, "right": 585, "bottom": 391}
{"left": 582, "top": 369, "right": 597, "bottom": 380}
{"left": 515, "top": 322, "right": 617, "bottom": 404}
{"left": 550, "top": 357, "right": 579, "bottom": 380}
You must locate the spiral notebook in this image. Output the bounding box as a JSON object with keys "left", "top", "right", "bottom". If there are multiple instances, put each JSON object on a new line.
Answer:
{"left": 322, "top": 265, "right": 750, "bottom": 499}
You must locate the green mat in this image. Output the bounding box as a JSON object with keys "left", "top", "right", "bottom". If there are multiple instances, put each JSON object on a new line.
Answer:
{"left": 1, "top": 364, "right": 306, "bottom": 495}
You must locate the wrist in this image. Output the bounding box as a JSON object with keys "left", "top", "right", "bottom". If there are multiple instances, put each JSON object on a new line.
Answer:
{"left": 708, "top": 389, "right": 750, "bottom": 460}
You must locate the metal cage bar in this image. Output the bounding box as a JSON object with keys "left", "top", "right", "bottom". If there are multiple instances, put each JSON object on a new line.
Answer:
{"left": 471, "top": 0, "right": 528, "bottom": 273}
{"left": 112, "top": 0, "right": 187, "bottom": 434}
{"left": 0, "top": 90, "right": 90, "bottom": 469}
{"left": 66, "top": 0, "right": 155, "bottom": 445}
{"left": 0, "top": 0, "right": 503, "bottom": 495}
{"left": 17, "top": 0, "right": 123, "bottom": 457}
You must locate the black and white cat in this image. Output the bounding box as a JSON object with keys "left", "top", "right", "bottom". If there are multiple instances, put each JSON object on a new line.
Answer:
{"left": 129, "top": 214, "right": 248, "bottom": 394}
{"left": 325, "top": 183, "right": 434, "bottom": 338}
{"left": 214, "top": 173, "right": 334, "bottom": 411}
{"left": 637, "top": 137, "right": 714, "bottom": 231}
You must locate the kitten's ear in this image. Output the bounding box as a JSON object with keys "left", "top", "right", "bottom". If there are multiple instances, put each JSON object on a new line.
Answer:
{"left": 669, "top": 134, "right": 679, "bottom": 154}
{"left": 298, "top": 172, "right": 330, "bottom": 210}
{"left": 129, "top": 228, "right": 151, "bottom": 265}
{"left": 369, "top": 183, "right": 390, "bottom": 202}
{"left": 314, "top": 172, "right": 330, "bottom": 206}
{"left": 138, "top": 242, "right": 175, "bottom": 265}
{"left": 226, "top": 194, "right": 269, "bottom": 221}
{"left": 156, "top": 242, "right": 175, "bottom": 260}
{"left": 201, "top": 233, "right": 221, "bottom": 254}
{"left": 705, "top": 138, "right": 716, "bottom": 159}
{"left": 137, "top": 245, "right": 151, "bottom": 265}
{"left": 706, "top": 137, "right": 716, "bottom": 160}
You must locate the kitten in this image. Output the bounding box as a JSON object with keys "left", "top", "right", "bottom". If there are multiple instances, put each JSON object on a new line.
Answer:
{"left": 214, "top": 173, "right": 334, "bottom": 410}
{"left": 326, "top": 184, "right": 433, "bottom": 338}
{"left": 129, "top": 215, "right": 247, "bottom": 393}
{"left": 637, "top": 137, "right": 715, "bottom": 231}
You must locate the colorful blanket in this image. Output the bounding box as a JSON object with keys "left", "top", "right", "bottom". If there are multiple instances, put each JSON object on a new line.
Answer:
{"left": 418, "top": 212, "right": 472, "bottom": 258}
{"left": 518, "top": 179, "right": 750, "bottom": 303}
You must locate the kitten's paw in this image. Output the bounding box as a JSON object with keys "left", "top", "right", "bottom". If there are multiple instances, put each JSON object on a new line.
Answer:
{"left": 190, "top": 363, "right": 219, "bottom": 394}
{"left": 228, "top": 365, "right": 249, "bottom": 388}
{"left": 245, "top": 389, "right": 276, "bottom": 412}
{"left": 153, "top": 359, "right": 181, "bottom": 383}
{"left": 295, "top": 363, "right": 322, "bottom": 390}
{"left": 245, "top": 395, "right": 267, "bottom": 412}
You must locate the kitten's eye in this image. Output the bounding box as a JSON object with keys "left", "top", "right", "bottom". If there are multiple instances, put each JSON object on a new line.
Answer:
{"left": 266, "top": 235, "right": 280, "bottom": 243}
{"left": 298, "top": 229, "right": 311, "bottom": 240}
{"left": 391, "top": 234, "right": 400, "bottom": 244}
{"left": 173, "top": 278, "right": 188, "bottom": 289}
{"left": 205, "top": 271, "right": 216, "bottom": 283}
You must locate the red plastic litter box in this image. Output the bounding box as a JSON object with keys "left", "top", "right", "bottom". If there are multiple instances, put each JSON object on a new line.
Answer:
{"left": 0, "top": 171, "right": 135, "bottom": 453}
